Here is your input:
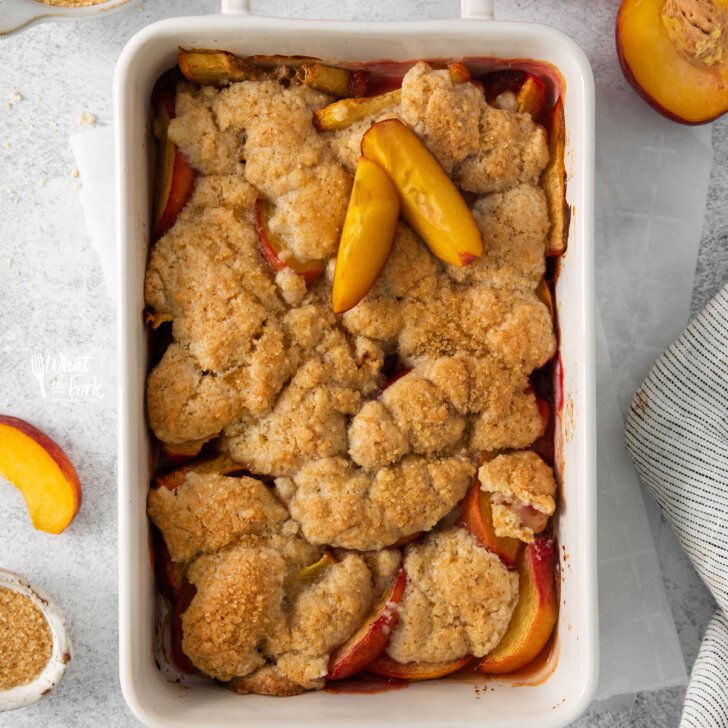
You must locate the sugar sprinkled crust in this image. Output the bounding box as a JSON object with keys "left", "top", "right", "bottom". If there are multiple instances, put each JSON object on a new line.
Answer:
{"left": 386, "top": 528, "right": 519, "bottom": 663}
{"left": 289, "top": 456, "right": 475, "bottom": 551}
{"left": 147, "top": 472, "right": 288, "bottom": 563}
{"left": 147, "top": 58, "right": 559, "bottom": 692}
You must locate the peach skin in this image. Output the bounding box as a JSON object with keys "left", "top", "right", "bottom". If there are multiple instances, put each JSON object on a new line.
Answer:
{"left": 0, "top": 415, "right": 81, "bottom": 534}
{"left": 476, "top": 537, "right": 558, "bottom": 674}
{"left": 541, "top": 97, "right": 570, "bottom": 257}
{"left": 461, "top": 476, "right": 522, "bottom": 569}
{"left": 617, "top": 0, "right": 728, "bottom": 124}
{"left": 361, "top": 119, "right": 483, "bottom": 267}
{"left": 366, "top": 652, "right": 472, "bottom": 681}
{"left": 255, "top": 199, "right": 324, "bottom": 283}
{"left": 328, "top": 568, "right": 407, "bottom": 680}
{"left": 153, "top": 83, "right": 196, "bottom": 240}
{"left": 331, "top": 157, "right": 400, "bottom": 314}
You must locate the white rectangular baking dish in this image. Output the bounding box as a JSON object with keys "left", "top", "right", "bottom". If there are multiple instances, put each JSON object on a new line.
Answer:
{"left": 115, "top": 2, "right": 597, "bottom": 726}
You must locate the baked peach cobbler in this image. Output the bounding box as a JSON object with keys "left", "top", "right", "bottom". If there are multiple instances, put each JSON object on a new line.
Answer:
{"left": 144, "top": 49, "right": 568, "bottom": 696}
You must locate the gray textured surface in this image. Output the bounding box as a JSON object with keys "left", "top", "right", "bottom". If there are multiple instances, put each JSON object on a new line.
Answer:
{"left": 0, "top": 1, "right": 725, "bottom": 726}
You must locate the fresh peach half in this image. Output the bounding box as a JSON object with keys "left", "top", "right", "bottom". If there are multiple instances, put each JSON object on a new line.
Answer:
{"left": 461, "top": 476, "right": 522, "bottom": 569}
{"left": 361, "top": 119, "right": 483, "bottom": 267}
{"left": 366, "top": 652, "right": 472, "bottom": 681}
{"left": 331, "top": 157, "right": 400, "bottom": 314}
{"left": 540, "top": 97, "right": 569, "bottom": 257}
{"left": 617, "top": 0, "right": 728, "bottom": 124}
{"left": 0, "top": 415, "right": 81, "bottom": 534}
{"left": 476, "top": 537, "right": 558, "bottom": 674}
{"left": 153, "top": 84, "right": 196, "bottom": 240}
{"left": 328, "top": 568, "right": 407, "bottom": 680}
{"left": 255, "top": 198, "right": 324, "bottom": 282}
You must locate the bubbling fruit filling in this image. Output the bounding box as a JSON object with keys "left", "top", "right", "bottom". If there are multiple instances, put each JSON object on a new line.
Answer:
{"left": 145, "top": 50, "right": 568, "bottom": 695}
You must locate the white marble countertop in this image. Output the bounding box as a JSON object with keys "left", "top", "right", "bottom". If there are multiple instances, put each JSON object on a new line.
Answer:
{"left": 0, "top": 1, "right": 725, "bottom": 726}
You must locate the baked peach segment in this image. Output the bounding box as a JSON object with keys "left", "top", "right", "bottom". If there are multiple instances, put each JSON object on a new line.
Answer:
{"left": 255, "top": 198, "right": 325, "bottom": 282}
{"left": 517, "top": 73, "right": 548, "bottom": 121}
{"left": 461, "top": 475, "right": 523, "bottom": 569}
{"left": 152, "top": 78, "right": 197, "bottom": 240}
{"left": 617, "top": 0, "right": 728, "bottom": 124}
{"left": 313, "top": 89, "right": 401, "bottom": 131}
{"left": 361, "top": 119, "right": 483, "bottom": 267}
{"left": 331, "top": 157, "right": 400, "bottom": 313}
{"left": 541, "top": 97, "right": 569, "bottom": 257}
{"left": 178, "top": 49, "right": 256, "bottom": 85}
{"left": 476, "top": 537, "right": 558, "bottom": 674}
{"left": 482, "top": 70, "right": 548, "bottom": 121}
{"left": 0, "top": 415, "right": 81, "bottom": 534}
{"left": 179, "top": 48, "right": 367, "bottom": 98}
{"left": 328, "top": 568, "right": 406, "bottom": 680}
{"left": 366, "top": 653, "right": 472, "bottom": 681}
{"left": 296, "top": 551, "right": 337, "bottom": 581}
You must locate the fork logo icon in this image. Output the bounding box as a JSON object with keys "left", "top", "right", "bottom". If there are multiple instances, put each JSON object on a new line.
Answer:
{"left": 31, "top": 353, "right": 46, "bottom": 399}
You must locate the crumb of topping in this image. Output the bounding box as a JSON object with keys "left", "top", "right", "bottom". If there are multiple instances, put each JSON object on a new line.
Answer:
{"left": 275, "top": 268, "right": 308, "bottom": 306}
{"left": 147, "top": 472, "right": 288, "bottom": 562}
{"left": 77, "top": 111, "right": 97, "bottom": 126}
{"left": 478, "top": 451, "right": 556, "bottom": 542}
{"left": 386, "top": 528, "right": 519, "bottom": 663}
{"left": 0, "top": 587, "right": 53, "bottom": 690}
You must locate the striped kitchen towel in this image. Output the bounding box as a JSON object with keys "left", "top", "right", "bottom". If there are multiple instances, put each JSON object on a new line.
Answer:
{"left": 625, "top": 284, "right": 728, "bottom": 728}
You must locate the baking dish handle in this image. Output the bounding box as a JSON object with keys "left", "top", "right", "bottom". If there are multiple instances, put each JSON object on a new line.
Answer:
{"left": 460, "top": 0, "right": 495, "bottom": 19}
{"left": 220, "top": 0, "right": 495, "bottom": 19}
{"left": 221, "top": 0, "right": 250, "bottom": 14}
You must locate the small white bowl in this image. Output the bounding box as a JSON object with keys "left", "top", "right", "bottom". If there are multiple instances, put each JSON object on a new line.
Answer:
{"left": 0, "top": 0, "right": 130, "bottom": 39}
{"left": 0, "top": 569, "right": 72, "bottom": 713}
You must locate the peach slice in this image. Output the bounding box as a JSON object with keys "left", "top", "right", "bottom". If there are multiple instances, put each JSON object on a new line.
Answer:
{"left": 331, "top": 157, "right": 400, "bottom": 314}
{"left": 540, "top": 97, "right": 570, "bottom": 257}
{"left": 328, "top": 569, "right": 407, "bottom": 680}
{"left": 170, "top": 581, "right": 197, "bottom": 674}
{"left": 388, "top": 531, "right": 422, "bottom": 549}
{"left": 160, "top": 436, "right": 211, "bottom": 464}
{"left": 617, "top": 0, "right": 728, "bottom": 124}
{"left": 296, "top": 551, "right": 337, "bottom": 581}
{"left": 461, "top": 476, "right": 522, "bottom": 569}
{"left": 535, "top": 278, "right": 555, "bottom": 320}
{"left": 296, "top": 63, "right": 368, "bottom": 98}
{"left": 361, "top": 119, "right": 483, "bottom": 267}
{"left": 517, "top": 73, "right": 548, "bottom": 122}
{"left": 178, "top": 49, "right": 256, "bottom": 85}
{"left": 313, "top": 89, "right": 401, "bottom": 132}
{"left": 447, "top": 62, "right": 471, "bottom": 84}
{"left": 154, "top": 454, "right": 241, "bottom": 491}
{"left": 255, "top": 198, "right": 324, "bottom": 283}
{"left": 153, "top": 83, "right": 196, "bottom": 240}
{"left": 482, "top": 70, "right": 548, "bottom": 121}
{"left": 0, "top": 416, "right": 81, "bottom": 534}
{"left": 151, "top": 526, "right": 185, "bottom": 603}
{"left": 476, "top": 537, "right": 558, "bottom": 674}
{"left": 366, "top": 652, "right": 472, "bottom": 681}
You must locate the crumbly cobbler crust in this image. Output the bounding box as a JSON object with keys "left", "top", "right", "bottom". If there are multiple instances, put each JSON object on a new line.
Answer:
{"left": 146, "top": 61, "right": 557, "bottom": 694}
